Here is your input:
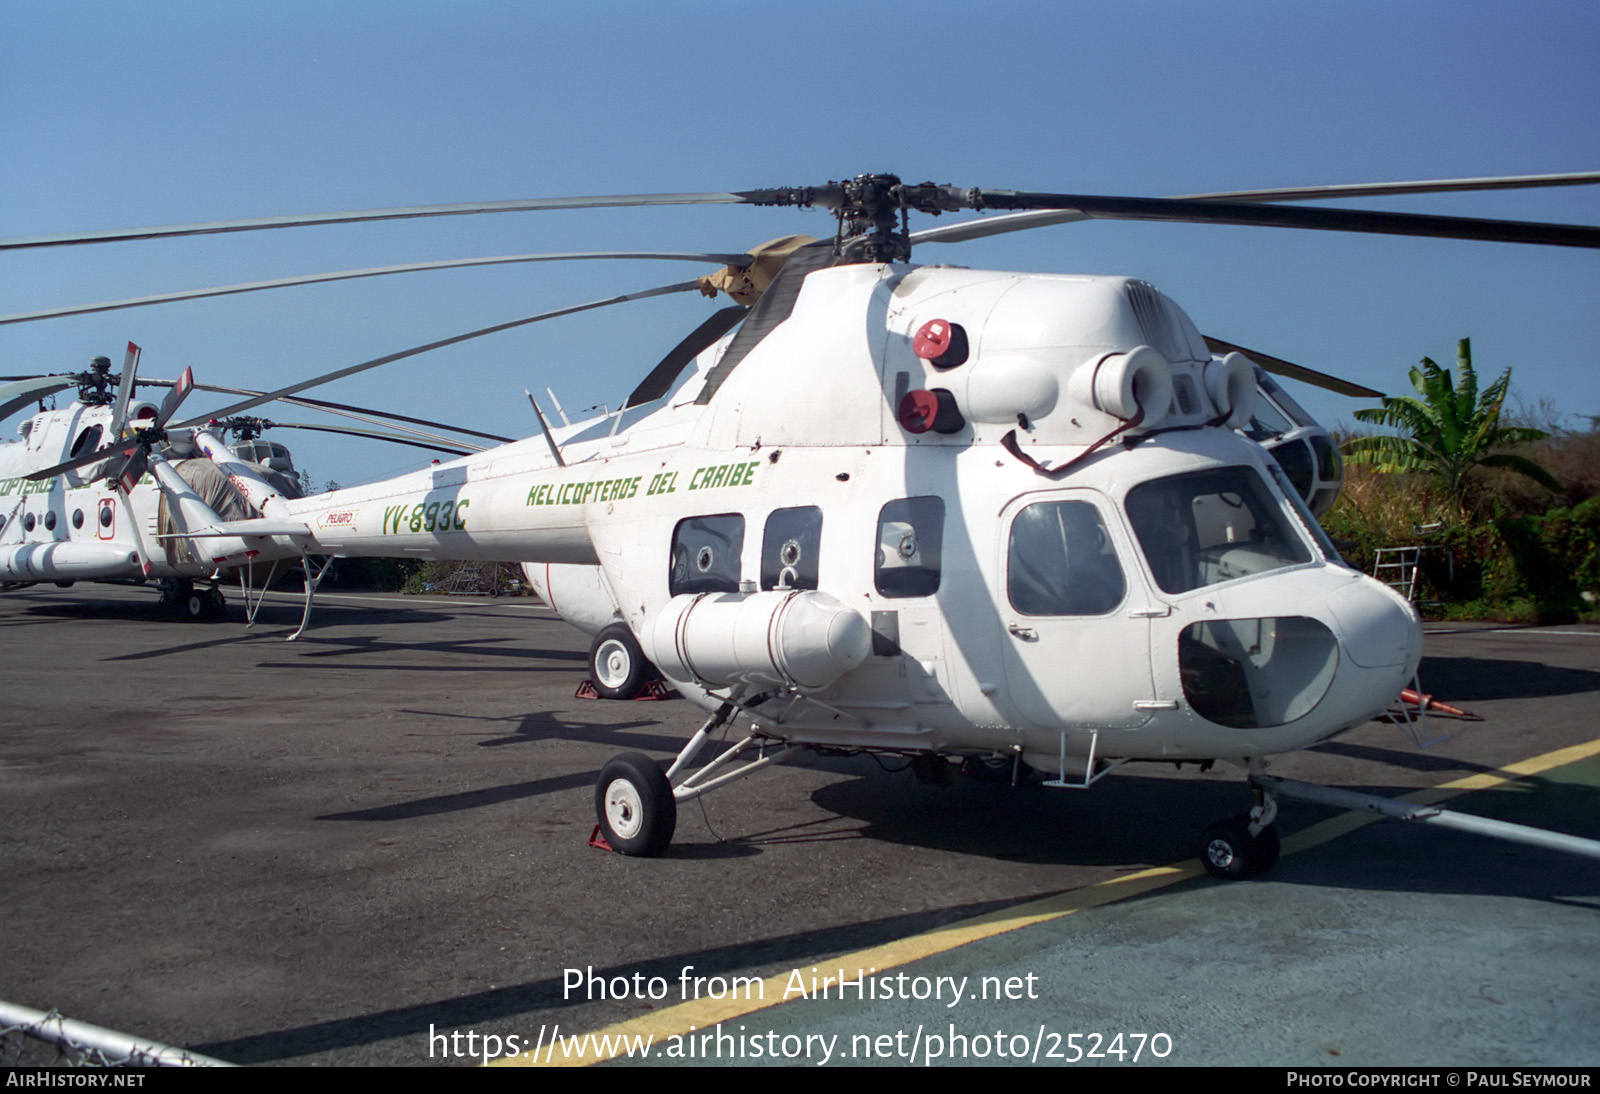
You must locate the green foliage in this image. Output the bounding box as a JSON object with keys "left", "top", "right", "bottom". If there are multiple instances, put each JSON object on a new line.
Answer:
{"left": 324, "top": 556, "right": 426, "bottom": 591}
{"left": 1344, "top": 338, "right": 1558, "bottom": 515}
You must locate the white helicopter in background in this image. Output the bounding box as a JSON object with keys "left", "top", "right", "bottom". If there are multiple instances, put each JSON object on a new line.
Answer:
{"left": 0, "top": 344, "right": 265, "bottom": 616}
{"left": 12, "top": 171, "right": 1600, "bottom": 876}
{"left": 1, "top": 344, "right": 498, "bottom": 618}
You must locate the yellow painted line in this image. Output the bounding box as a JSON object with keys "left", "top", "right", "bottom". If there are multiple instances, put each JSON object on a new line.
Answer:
{"left": 493, "top": 864, "right": 1201, "bottom": 1067}
{"left": 494, "top": 736, "right": 1600, "bottom": 1067}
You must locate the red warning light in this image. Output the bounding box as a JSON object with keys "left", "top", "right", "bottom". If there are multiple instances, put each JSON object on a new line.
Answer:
{"left": 913, "top": 319, "right": 969, "bottom": 368}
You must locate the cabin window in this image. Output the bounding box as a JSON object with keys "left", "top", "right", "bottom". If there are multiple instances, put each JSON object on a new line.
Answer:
{"left": 670, "top": 514, "right": 745, "bottom": 595}
{"left": 875, "top": 497, "right": 944, "bottom": 598}
{"left": 761, "top": 506, "right": 822, "bottom": 591}
{"left": 99, "top": 501, "right": 115, "bottom": 528}
{"left": 72, "top": 509, "right": 84, "bottom": 530}
{"left": 1007, "top": 500, "right": 1126, "bottom": 616}
{"left": 43, "top": 511, "right": 56, "bottom": 532}
{"left": 24, "top": 513, "right": 36, "bottom": 532}
{"left": 1127, "top": 467, "right": 1312, "bottom": 595}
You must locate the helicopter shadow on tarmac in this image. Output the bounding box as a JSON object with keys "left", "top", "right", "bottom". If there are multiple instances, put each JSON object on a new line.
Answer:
{"left": 1418, "top": 653, "right": 1600, "bottom": 702}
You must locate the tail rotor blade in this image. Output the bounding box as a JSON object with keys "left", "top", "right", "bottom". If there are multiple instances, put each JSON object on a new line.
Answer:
{"left": 155, "top": 366, "right": 194, "bottom": 427}
{"left": 114, "top": 481, "right": 153, "bottom": 577}
{"left": 110, "top": 342, "right": 141, "bottom": 436}
{"left": 113, "top": 448, "right": 150, "bottom": 495}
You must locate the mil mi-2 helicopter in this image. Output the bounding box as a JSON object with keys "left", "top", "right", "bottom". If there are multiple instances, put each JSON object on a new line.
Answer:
{"left": 12, "top": 171, "right": 1600, "bottom": 876}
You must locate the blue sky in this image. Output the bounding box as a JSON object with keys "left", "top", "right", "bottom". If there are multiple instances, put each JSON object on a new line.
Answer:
{"left": 4, "top": 0, "right": 1597, "bottom": 486}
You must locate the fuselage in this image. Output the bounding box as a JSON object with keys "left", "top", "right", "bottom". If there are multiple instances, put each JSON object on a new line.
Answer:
{"left": 203, "top": 260, "right": 1422, "bottom": 772}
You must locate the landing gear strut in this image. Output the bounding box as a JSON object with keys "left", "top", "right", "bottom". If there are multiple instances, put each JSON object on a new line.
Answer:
{"left": 592, "top": 691, "right": 802, "bottom": 857}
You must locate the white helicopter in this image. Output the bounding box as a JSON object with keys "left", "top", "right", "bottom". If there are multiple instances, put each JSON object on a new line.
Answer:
{"left": 13, "top": 171, "right": 1600, "bottom": 876}
{"left": 0, "top": 345, "right": 494, "bottom": 620}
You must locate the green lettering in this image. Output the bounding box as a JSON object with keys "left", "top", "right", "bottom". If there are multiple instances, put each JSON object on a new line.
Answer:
{"left": 408, "top": 503, "right": 424, "bottom": 533}
{"left": 453, "top": 498, "right": 470, "bottom": 529}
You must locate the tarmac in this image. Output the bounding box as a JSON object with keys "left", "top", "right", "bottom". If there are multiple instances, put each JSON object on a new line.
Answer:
{"left": 1, "top": 584, "right": 1596, "bottom": 1067}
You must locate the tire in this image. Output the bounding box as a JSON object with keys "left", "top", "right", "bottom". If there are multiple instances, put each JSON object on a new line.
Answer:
{"left": 186, "top": 593, "right": 207, "bottom": 620}
{"left": 595, "top": 753, "right": 676, "bottom": 856}
{"left": 1200, "top": 815, "right": 1279, "bottom": 880}
{"left": 589, "top": 623, "right": 647, "bottom": 700}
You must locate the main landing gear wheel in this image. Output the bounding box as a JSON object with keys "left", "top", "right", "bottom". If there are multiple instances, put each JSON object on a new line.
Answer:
{"left": 186, "top": 588, "right": 225, "bottom": 620}
{"left": 588, "top": 623, "right": 648, "bottom": 700}
{"left": 1200, "top": 814, "right": 1280, "bottom": 880}
{"left": 595, "top": 753, "right": 676, "bottom": 856}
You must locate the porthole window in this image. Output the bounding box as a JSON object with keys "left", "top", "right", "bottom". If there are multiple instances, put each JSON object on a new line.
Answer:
{"left": 72, "top": 509, "right": 85, "bottom": 530}
{"left": 43, "top": 511, "right": 57, "bottom": 531}
{"left": 24, "top": 513, "right": 36, "bottom": 532}
{"left": 99, "top": 501, "right": 114, "bottom": 527}
{"left": 874, "top": 497, "right": 944, "bottom": 598}
{"left": 670, "top": 515, "right": 745, "bottom": 595}
{"left": 761, "top": 506, "right": 822, "bottom": 591}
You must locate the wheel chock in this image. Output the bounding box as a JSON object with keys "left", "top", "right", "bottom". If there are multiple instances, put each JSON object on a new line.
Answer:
{"left": 588, "top": 824, "right": 614, "bottom": 852}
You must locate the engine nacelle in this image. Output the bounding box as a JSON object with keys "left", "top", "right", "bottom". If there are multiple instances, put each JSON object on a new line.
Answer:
{"left": 647, "top": 590, "right": 871, "bottom": 691}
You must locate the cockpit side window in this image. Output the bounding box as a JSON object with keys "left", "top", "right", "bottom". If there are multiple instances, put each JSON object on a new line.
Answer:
{"left": 761, "top": 506, "right": 822, "bottom": 591}
{"left": 1128, "top": 467, "right": 1312, "bottom": 594}
{"left": 670, "top": 514, "right": 745, "bottom": 595}
{"left": 1007, "top": 500, "right": 1126, "bottom": 615}
{"left": 875, "top": 497, "right": 944, "bottom": 598}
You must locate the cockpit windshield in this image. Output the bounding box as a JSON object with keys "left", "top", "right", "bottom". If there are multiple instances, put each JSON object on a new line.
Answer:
{"left": 1126, "top": 466, "right": 1312, "bottom": 594}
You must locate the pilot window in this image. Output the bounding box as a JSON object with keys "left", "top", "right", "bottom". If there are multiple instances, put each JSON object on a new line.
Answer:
{"left": 1127, "top": 467, "right": 1312, "bottom": 595}
{"left": 875, "top": 496, "right": 944, "bottom": 598}
{"left": 761, "top": 506, "right": 822, "bottom": 591}
{"left": 670, "top": 514, "right": 745, "bottom": 595}
{"left": 1007, "top": 500, "right": 1126, "bottom": 615}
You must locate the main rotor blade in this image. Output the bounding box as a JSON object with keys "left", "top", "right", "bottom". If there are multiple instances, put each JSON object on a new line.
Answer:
{"left": 142, "top": 378, "right": 515, "bottom": 444}
{"left": 247, "top": 422, "right": 474, "bottom": 456}
{"left": 0, "top": 251, "right": 754, "bottom": 325}
{"left": 0, "top": 376, "right": 75, "bottom": 420}
{"left": 913, "top": 171, "right": 1600, "bottom": 246}
{"left": 169, "top": 280, "right": 704, "bottom": 428}
{"left": 1203, "top": 336, "right": 1383, "bottom": 398}
{"left": 956, "top": 188, "right": 1600, "bottom": 248}
{"left": 0, "top": 192, "right": 793, "bottom": 250}
{"left": 27, "top": 433, "right": 142, "bottom": 480}
{"left": 625, "top": 304, "right": 749, "bottom": 408}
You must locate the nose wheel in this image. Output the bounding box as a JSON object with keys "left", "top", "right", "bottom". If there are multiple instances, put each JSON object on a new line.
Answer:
{"left": 1200, "top": 814, "right": 1281, "bottom": 879}
{"left": 1201, "top": 773, "right": 1280, "bottom": 880}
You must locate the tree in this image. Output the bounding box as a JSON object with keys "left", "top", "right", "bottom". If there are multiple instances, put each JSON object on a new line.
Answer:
{"left": 1344, "top": 338, "right": 1559, "bottom": 516}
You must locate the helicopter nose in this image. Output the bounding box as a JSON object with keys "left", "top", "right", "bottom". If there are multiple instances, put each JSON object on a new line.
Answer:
{"left": 1327, "top": 579, "right": 1423, "bottom": 670}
